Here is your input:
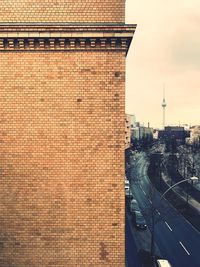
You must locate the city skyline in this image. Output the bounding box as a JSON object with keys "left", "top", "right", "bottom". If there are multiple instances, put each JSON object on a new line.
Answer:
{"left": 125, "top": 0, "right": 200, "bottom": 128}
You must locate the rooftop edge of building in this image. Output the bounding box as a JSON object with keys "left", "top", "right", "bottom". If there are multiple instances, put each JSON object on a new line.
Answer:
{"left": 0, "top": 23, "right": 137, "bottom": 31}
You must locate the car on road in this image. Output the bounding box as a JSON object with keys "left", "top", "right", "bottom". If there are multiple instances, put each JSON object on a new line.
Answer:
{"left": 156, "top": 259, "right": 172, "bottom": 267}
{"left": 125, "top": 179, "right": 130, "bottom": 190}
{"left": 125, "top": 188, "right": 133, "bottom": 200}
{"left": 129, "top": 199, "right": 140, "bottom": 214}
{"left": 133, "top": 210, "right": 147, "bottom": 230}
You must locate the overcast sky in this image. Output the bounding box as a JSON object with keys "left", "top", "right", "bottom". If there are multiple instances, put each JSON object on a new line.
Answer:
{"left": 125, "top": 0, "right": 200, "bottom": 128}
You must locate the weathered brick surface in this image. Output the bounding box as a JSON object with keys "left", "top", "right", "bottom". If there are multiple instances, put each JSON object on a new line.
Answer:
{"left": 0, "top": 0, "right": 125, "bottom": 23}
{"left": 0, "top": 51, "right": 126, "bottom": 266}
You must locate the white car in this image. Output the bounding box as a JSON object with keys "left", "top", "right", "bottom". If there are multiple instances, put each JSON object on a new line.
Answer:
{"left": 125, "top": 179, "right": 130, "bottom": 190}
{"left": 125, "top": 178, "right": 129, "bottom": 185}
{"left": 156, "top": 259, "right": 172, "bottom": 267}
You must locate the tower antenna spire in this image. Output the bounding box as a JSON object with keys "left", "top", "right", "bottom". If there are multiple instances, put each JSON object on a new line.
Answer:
{"left": 163, "top": 83, "right": 165, "bottom": 99}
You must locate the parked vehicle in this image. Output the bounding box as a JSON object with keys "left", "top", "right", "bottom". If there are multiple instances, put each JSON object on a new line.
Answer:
{"left": 133, "top": 211, "right": 147, "bottom": 230}
{"left": 125, "top": 179, "right": 130, "bottom": 191}
{"left": 125, "top": 184, "right": 129, "bottom": 191}
{"left": 125, "top": 179, "right": 130, "bottom": 187}
{"left": 125, "top": 188, "right": 133, "bottom": 199}
{"left": 156, "top": 259, "right": 172, "bottom": 267}
{"left": 129, "top": 199, "right": 140, "bottom": 214}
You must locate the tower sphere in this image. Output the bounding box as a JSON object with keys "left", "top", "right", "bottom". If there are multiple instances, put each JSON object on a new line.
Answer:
{"left": 162, "top": 99, "right": 167, "bottom": 108}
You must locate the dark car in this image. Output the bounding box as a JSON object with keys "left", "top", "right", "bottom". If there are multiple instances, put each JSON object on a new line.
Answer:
{"left": 125, "top": 188, "right": 134, "bottom": 200}
{"left": 133, "top": 211, "right": 147, "bottom": 230}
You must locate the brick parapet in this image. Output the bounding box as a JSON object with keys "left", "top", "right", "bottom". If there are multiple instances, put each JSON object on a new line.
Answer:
{"left": 0, "top": 1, "right": 125, "bottom": 23}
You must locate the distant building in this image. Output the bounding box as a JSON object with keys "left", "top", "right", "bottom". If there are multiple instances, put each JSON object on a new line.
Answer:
{"left": 131, "top": 125, "right": 153, "bottom": 141}
{"left": 130, "top": 114, "right": 137, "bottom": 128}
{"left": 188, "top": 125, "right": 200, "bottom": 145}
{"left": 153, "top": 129, "right": 159, "bottom": 139}
{"left": 132, "top": 127, "right": 140, "bottom": 140}
{"left": 158, "top": 126, "right": 190, "bottom": 144}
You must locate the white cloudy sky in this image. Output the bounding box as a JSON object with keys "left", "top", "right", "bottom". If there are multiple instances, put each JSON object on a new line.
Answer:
{"left": 125, "top": 0, "right": 200, "bottom": 128}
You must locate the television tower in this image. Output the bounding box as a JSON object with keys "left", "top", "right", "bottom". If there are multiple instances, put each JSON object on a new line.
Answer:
{"left": 162, "top": 85, "right": 167, "bottom": 129}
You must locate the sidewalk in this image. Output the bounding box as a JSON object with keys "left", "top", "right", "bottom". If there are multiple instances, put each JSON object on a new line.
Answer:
{"left": 125, "top": 212, "right": 143, "bottom": 267}
{"left": 126, "top": 208, "right": 162, "bottom": 258}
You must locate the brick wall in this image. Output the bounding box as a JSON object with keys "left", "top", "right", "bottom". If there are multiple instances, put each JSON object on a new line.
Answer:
{"left": 125, "top": 114, "right": 132, "bottom": 149}
{"left": 0, "top": 51, "right": 125, "bottom": 266}
{"left": 0, "top": 0, "right": 125, "bottom": 23}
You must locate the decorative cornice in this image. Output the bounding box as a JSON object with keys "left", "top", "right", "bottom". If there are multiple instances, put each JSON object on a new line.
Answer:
{"left": 0, "top": 37, "right": 130, "bottom": 51}
{"left": 0, "top": 24, "right": 136, "bottom": 53}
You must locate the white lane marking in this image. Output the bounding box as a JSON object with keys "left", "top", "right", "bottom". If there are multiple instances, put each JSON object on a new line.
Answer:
{"left": 165, "top": 221, "right": 172, "bottom": 232}
{"left": 179, "top": 241, "right": 190, "bottom": 255}
{"left": 156, "top": 210, "right": 161, "bottom": 215}
{"left": 142, "top": 189, "right": 146, "bottom": 195}
{"left": 149, "top": 200, "right": 152, "bottom": 204}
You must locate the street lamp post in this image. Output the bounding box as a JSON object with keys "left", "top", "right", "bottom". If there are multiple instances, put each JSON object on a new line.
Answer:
{"left": 160, "top": 176, "right": 198, "bottom": 200}
{"left": 150, "top": 176, "right": 199, "bottom": 262}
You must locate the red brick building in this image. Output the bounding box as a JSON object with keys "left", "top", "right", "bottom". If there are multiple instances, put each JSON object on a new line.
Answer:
{"left": 0, "top": 1, "right": 136, "bottom": 266}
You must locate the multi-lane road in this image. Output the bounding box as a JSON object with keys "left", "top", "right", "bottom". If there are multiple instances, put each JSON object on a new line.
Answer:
{"left": 129, "top": 152, "right": 200, "bottom": 267}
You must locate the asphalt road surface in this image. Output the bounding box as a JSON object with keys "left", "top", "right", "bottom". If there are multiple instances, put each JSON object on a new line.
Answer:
{"left": 129, "top": 152, "right": 200, "bottom": 267}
